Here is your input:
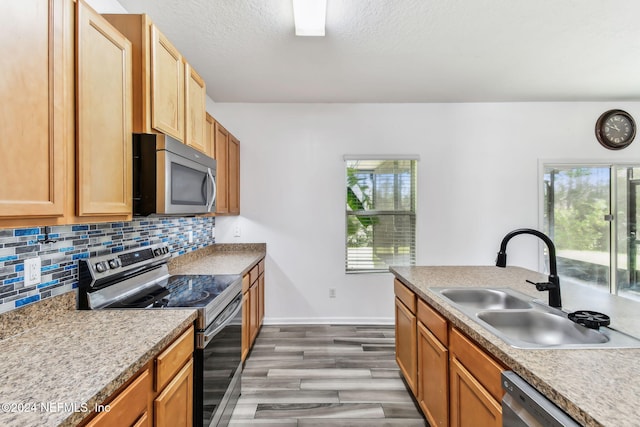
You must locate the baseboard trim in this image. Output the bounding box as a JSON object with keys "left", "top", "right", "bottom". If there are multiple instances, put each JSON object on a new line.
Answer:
{"left": 263, "top": 317, "right": 394, "bottom": 325}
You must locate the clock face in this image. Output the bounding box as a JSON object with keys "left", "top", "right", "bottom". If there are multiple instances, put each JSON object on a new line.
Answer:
{"left": 596, "top": 110, "right": 636, "bottom": 150}
{"left": 604, "top": 114, "right": 633, "bottom": 144}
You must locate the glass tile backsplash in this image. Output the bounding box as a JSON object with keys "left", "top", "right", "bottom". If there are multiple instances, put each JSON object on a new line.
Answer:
{"left": 0, "top": 217, "right": 215, "bottom": 313}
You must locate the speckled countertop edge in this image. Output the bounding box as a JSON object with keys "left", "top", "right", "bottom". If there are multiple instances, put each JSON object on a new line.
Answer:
{"left": 390, "top": 265, "right": 640, "bottom": 427}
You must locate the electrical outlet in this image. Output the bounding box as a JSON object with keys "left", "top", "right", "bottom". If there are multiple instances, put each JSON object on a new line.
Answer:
{"left": 329, "top": 288, "right": 336, "bottom": 298}
{"left": 233, "top": 225, "right": 241, "bottom": 237}
{"left": 188, "top": 231, "right": 194, "bottom": 244}
{"left": 24, "top": 257, "right": 41, "bottom": 286}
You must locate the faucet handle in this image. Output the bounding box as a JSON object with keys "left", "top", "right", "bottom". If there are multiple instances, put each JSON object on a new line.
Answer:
{"left": 525, "top": 279, "right": 556, "bottom": 291}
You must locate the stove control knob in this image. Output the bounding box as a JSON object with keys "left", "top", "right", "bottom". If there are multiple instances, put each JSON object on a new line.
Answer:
{"left": 95, "top": 262, "right": 107, "bottom": 273}
{"left": 163, "top": 246, "right": 169, "bottom": 254}
{"left": 154, "top": 248, "right": 162, "bottom": 256}
{"left": 108, "top": 259, "right": 120, "bottom": 269}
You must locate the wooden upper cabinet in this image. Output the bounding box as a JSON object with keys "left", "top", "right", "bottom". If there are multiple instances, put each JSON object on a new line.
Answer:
{"left": 102, "top": 14, "right": 152, "bottom": 134}
{"left": 104, "top": 14, "right": 189, "bottom": 143}
{"left": 228, "top": 135, "right": 240, "bottom": 214}
{"left": 185, "top": 63, "right": 207, "bottom": 153}
{"left": 214, "top": 122, "right": 230, "bottom": 214}
{"left": 150, "top": 24, "right": 184, "bottom": 141}
{"left": 0, "top": 0, "right": 67, "bottom": 218}
{"left": 76, "top": 0, "right": 132, "bottom": 216}
{"left": 213, "top": 119, "right": 240, "bottom": 216}
{"left": 205, "top": 113, "right": 215, "bottom": 158}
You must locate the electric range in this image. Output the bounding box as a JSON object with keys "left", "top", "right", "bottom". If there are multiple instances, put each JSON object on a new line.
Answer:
{"left": 78, "top": 243, "right": 243, "bottom": 427}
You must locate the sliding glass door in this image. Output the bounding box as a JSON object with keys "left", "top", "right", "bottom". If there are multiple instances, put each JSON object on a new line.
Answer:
{"left": 543, "top": 164, "right": 640, "bottom": 300}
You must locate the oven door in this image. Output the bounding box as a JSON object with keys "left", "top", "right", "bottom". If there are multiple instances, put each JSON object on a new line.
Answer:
{"left": 194, "top": 293, "right": 242, "bottom": 427}
{"left": 157, "top": 147, "right": 216, "bottom": 215}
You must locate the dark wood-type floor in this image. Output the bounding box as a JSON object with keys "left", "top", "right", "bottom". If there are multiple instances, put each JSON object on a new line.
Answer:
{"left": 229, "top": 324, "right": 427, "bottom": 426}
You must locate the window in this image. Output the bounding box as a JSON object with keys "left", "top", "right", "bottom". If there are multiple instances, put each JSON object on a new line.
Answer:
{"left": 543, "top": 163, "right": 640, "bottom": 300}
{"left": 345, "top": 157, "right": 417, "bottom": 272}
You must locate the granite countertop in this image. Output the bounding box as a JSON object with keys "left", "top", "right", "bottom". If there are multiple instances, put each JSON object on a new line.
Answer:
{"left": 390, "top": 265, "right": 640, "bottom": 427}
{"left": 0, "top": 292, "right": 197, "bottom": 427}
{"left": 168, "top": 243, "right": 266, "bottom": 276}
{"left": 0, "top": 243, "right": 266, "bottom": 426}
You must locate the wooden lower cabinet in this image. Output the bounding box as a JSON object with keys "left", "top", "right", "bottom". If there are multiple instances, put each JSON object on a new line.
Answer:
{"left": 449, "top": 327, "right": 505, "bottom": 427}
{"left": 86, "top": 368, "right": 151, "bottom": 427}
{"left": 154, "top": 359, "right": 193, "bottom": 427}
{"left": 417, "top": 322, "right": 448, "bottom": 427}
{"left": 394, "top": 296, "right": 417, "bottom": 395}
{"left": 393, "top": 278, "right": 505, "bottom": 427}
{"left": 242, "top": 258, "right": 266, "bottom": 363}
{"left": 450, "top": 357, "right": 502, "bottom": 427}
{"left": 83, "top": 325, "right": 194, "bottom": 427}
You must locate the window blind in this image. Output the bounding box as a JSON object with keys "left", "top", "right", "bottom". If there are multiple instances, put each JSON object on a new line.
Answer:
{"left": 346, "top": 159, "right": 417, "bottom": 273}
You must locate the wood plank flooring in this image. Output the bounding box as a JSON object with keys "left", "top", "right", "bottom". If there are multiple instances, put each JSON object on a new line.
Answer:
{"left": 229, "top": 325, "right": 427, "bottom": 426}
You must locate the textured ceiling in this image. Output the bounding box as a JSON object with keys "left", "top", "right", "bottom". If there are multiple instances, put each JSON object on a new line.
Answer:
{"left": 116, "top": 0, "right": 640, "bottom": 103}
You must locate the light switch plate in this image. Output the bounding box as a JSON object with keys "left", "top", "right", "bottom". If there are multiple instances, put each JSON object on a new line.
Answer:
{"left": 24, "top": 257, "right": 41, "bottom": 286}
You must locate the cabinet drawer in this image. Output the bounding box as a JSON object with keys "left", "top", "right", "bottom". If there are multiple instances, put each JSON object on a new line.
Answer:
{"left": 449, "top": 327, "right": 504, "bottom": 402}
{"left": 418, "top": 299, "right": 448, "bottom": 346}
{"left": 242, "top": 274, "right": 250, "bottom": 293}
{"left": 394, "top": 279, "right": 416, "bottom": 314}
{"left": 249, "top": 264, "right": 259, "bottom": 285}
{"left": 155, "top": 325, "right": 194, "bottom": 391}
{"left": 87, "top": 368, "right": 151, "bottom": 427}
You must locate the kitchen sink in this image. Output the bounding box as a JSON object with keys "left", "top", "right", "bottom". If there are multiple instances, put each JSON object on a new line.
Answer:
{"left": 433, "top": 287, "right": 640, "bottom": 349}
{"left": 477, "top": 310, "right": 608, "bottom": 346}
{"left": 439, "top": 288, "right": 532, "bottom": 310}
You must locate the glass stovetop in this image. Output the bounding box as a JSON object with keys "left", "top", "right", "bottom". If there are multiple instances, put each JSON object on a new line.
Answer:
{"left": 104, "top": 274, "right": 241, "bottom": 309}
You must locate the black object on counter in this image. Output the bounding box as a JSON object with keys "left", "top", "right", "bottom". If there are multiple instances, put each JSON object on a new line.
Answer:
{"left": 568, "top": 310, "right": 610, "bottom": 329}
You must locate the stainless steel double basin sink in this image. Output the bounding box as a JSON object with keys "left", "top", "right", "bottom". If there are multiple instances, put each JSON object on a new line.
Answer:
{"left": 432, "top": 287, "right": 640, "bottom": 349}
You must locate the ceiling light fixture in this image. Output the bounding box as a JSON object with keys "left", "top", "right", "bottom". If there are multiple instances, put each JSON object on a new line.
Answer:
{"left": 292, "top": 0, "right": 327, "bottom": 36}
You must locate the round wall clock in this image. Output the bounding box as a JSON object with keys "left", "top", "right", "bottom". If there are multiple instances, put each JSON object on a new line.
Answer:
{"left": 595, "top": 109, "right": 636, "bottom": 150}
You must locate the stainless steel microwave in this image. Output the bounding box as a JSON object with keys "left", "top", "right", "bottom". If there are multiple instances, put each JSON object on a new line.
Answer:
{"left": 133, "top": 133, "right": 216, "bottom": 215}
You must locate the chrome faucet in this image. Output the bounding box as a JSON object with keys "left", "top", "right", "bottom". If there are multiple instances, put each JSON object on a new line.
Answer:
{"left": 495, "top": 228, "right": 562, "bottom": 308}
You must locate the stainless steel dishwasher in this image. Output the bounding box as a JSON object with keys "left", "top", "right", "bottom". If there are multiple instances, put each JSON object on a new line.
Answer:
{"left": 502, "top": 371, "right": 581, "bottom": 427}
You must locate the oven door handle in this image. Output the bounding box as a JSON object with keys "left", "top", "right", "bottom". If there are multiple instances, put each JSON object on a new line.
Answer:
{"left": 203, "top": 293, "right": 242, "bottom": 344}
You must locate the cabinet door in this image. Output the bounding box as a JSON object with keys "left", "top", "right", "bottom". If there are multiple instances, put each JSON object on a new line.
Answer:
{"left": 87, "top": 369, "right": 151, "bottom": 427}
{"left": 228, "top": 135, "right": 240, "bottom": 214}
{"left": 0, "top": 0, "right": 66, "bottom": 218}
{"left": 417, "top": 322, "right": 449, "bottom": 427}
{"left": 249, "top": 282, "right": 259, "bottom": 345}
{"left": 449, "top": 357, "right": 501, "bottom": 427}
{"left": 395, "top": 297, "right": 417, "bottom": 395}
{"left": 258, "top": 272, "right": 265, "bottom": 327}
{"left": 76, "top": 0, "right": 132, "bottom": 216}
{"left": 150, "top": 24, "right": 184, "bottom": 141}
{"left": 205, "top": 113, "right": 215, "bottom": 158}
{"left": 185, "top": 63, "right": 206, "bottom": 153}
{"left": 241, "top": 290, "right": 250, "bottom": 362}
{"left": 154, "top": 358, "right": 194, "bottom": 427}
{"left": 214, "top": 122, "right": 229, "bottom": 214}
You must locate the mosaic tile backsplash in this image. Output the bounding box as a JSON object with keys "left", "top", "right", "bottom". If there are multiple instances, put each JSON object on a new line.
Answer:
{"left": 0, "top": 217, "right": 215, "bottom": 314}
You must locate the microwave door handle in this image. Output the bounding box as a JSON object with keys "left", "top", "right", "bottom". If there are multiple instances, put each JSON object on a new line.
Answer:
{"left": 206, "top": 168, "right": 216, "bottom": 212}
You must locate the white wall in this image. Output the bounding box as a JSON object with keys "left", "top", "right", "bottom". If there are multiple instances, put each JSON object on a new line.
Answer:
{"left": 84, "top": 0, "right": 127, "bottom": 13}
{"left": 208, "top": 102, "right": 640, "bottom": 324}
